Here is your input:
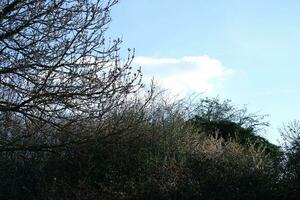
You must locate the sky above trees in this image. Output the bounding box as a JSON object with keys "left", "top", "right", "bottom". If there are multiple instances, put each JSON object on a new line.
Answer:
{"left": 108, "top": 0, "right": 300, "bottom": 144}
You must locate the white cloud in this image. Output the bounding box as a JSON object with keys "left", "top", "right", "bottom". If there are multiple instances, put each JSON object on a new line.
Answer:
{"left": 133, "top": 55, "right": 234, "bottom": 97}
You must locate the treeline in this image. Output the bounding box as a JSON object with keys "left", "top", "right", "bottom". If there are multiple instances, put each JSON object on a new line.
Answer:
{"left": 0, "top": 95, "right": 299, "bottom": 199}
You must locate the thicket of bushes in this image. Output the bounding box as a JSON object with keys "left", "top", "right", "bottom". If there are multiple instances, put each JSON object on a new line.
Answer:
{"left": 0, "top": 93, "right": 299, "bottom": 200}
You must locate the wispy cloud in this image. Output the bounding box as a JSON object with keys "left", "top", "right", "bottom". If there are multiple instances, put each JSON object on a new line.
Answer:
{"left": 134, "top": 56, "right": 234, "bottom": 97}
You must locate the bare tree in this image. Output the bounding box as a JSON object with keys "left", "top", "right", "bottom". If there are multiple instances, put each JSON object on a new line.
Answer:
{"left": 0, "top": 0, "right": 144, "bottom": 151}
{"left": 280, "top": 120, "right": 300, "bottom": 198}
{"left": 281, "top": 120, "right": 300, "bottom": 154}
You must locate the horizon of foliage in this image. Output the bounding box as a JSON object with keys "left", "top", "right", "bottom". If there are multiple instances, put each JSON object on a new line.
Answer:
{"left": 1, "top": 91, "right": 299, "bottom": 199}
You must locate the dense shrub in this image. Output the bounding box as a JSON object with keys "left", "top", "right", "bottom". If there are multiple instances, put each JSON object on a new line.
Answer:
{"left": 0, "top": 95, "right": 293, "bottom": 199}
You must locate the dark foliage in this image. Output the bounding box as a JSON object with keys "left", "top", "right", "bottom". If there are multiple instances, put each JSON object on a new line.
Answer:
{"left": 189, "top": 98, "right": 282, "bottom": 160}
{"left": 0, "top": 95, "right": 286, "bottom": 200}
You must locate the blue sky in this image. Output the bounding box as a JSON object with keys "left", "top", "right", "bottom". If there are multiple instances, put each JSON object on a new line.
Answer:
{"left": 108, "top": 0, "right": 300, "bottom": 144}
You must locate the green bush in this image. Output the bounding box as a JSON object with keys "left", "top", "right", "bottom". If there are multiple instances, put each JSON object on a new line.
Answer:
{"left": 189, "top": 98, "right": 283, "bottom": 161}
